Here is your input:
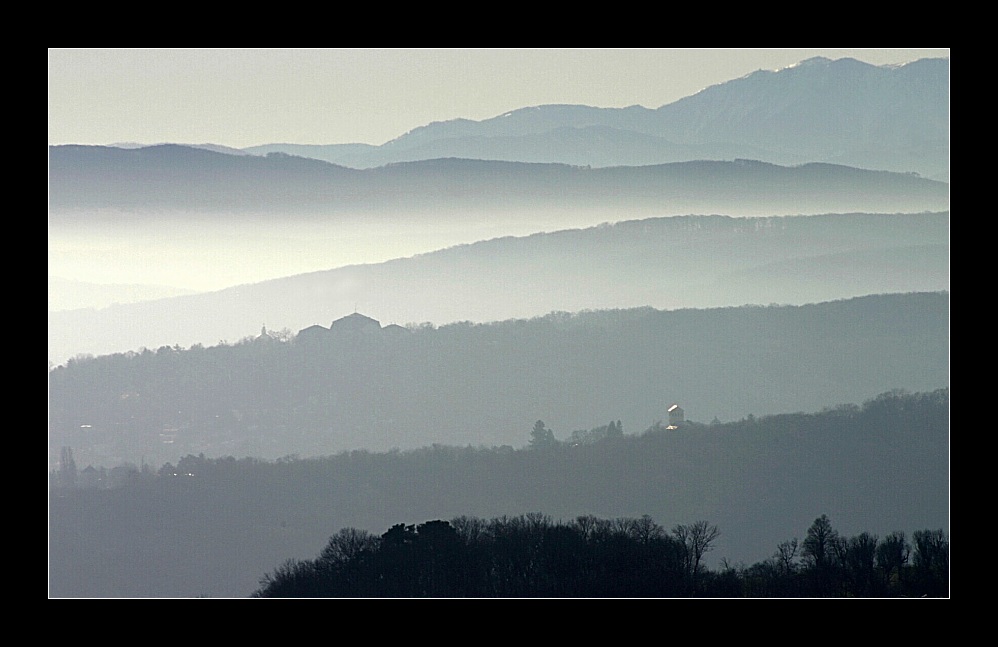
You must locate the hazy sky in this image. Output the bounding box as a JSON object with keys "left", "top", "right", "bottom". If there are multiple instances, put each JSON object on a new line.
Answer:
{"left": 48, "top": 48, "right": 949, "bottom": 149}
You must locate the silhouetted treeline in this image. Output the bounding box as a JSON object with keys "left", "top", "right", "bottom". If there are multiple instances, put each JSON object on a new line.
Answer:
{"left": 49, "top": 388, "right": 948, "bottom": 597}
{"left": 252, "top": 513, "right": 947, "bottom": 598}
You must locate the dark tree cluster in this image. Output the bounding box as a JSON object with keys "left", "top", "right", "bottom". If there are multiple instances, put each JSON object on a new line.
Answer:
{"left": 253, "top": 514, "right": 712, "bottom": 598}
{"left": 252, "top": 514, "right": 948, "bottom": 598}
{"left": 49, "top": 388, "right": 948, "bottom": 598}
{"left": 737, "top": 514, "right": 949, "bottom": 598}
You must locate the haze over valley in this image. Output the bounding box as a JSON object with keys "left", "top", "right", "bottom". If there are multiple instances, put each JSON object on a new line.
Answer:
{"left": 49, "top": 211, "right": 949, "bottom": 366}
{"left": 48, "top": 49, "right": 949, "bottom": 598}
{"left": 49, "top": 54, "right": 948, "bottom": 300}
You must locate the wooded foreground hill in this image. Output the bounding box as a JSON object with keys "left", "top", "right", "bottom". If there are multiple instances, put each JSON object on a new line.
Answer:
{"left": 253, "top": 512, "right": 948, "bottom": 598}
{"left": 49, "top": 388, "right": 948, "bottom": 598}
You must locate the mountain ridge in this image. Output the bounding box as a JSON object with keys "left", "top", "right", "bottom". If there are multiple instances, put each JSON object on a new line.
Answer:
{"left": 94, "top": 57, "right": 949, "bottom": 177}
{"left": 49, "top": 146, "right": 949, "bottom": 220}
{"left": 228, "top": 57, "right": 948, "bottom": 177}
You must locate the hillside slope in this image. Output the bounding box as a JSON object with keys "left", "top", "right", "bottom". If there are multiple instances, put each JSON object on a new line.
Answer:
{"left": 49, "top": 292, "right": 950, "bottom": 470}
{"left": 49, "top": 212, "right": 950, "bottom": 366}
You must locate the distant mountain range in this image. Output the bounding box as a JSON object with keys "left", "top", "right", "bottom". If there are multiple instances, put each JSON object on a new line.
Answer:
{"left": 108, "top": 141, "right": 254, "bottom": 156}
{"left": 48, "top": 55, "right": 950, "bottom": 363}
{"left": 49, "top": 146, "right": 949, "bottom": 221}
{"left": 91, "top": 57, "right": 948, "bottom": 179}
{"left": 234, "top": 57, "right": 948, "bottom": 179}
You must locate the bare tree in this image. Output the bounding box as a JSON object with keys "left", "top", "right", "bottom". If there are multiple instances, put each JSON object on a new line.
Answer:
{"left": 775, "top": 538, "right": 799, "bottom": 576}
{"left": 572, "top": 514, "right": 599, "bottom": 541}
{"left": 270, "top": 327, "right": 295, "bottom": 342}
{"left": 802, "top": 514, "right": 837, "bottom": 569}
{"left": 673, "top": 520, "right": 720, "bottom": 595}
{"left": 876, "top": 531, "right": 909, "bottom": 592}
{"left": 450, "top": 515, "right": 488, "bottom": 545}
{"left": 611, "top": 516, "right": 638, "bottom": 538}
{"left": 845, "top": 532, "right": 879, "bottom": 596}
{"left": 633, "top": 514, "right": 665, "bottom": 544}
{"left": 912, "top": 528, "right": 949, "bottom": 596}
{"left": 802, "top": 514, "right": 840, "bottom": 596}
{"left": 319, "top": 527, "right": 377, "bottom": 566}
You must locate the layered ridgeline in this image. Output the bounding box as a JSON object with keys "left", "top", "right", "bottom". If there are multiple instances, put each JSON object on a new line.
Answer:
{"left": 49, "top": 291, "right": 949, "bottom": 472}
{"left": 49, "top": 212, "right": 950, "bottom": 365}
{"left": 242, "top": 57, "right": 948, "bottom": 179}
{"left": 49, "top": 388, "right": 948, "bottom": 598}
{"left": 49, "top": 147, "right": 948, "bottom": 219}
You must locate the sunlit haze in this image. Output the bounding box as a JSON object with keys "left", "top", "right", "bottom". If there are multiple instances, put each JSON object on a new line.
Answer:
{"left": 48, "top": 48, "right": 950, "bottom": 600}
{"left": 48, "top": 48, "right": 949, "bottom": 149}
{"left": 48, "top": 48, "right": 950, "bottom": 294}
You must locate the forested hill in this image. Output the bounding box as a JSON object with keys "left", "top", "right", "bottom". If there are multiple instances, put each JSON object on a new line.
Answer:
{"left": 49, "top": 388, "right": 949, "bottom": 598}
{"left": 49, "top": 292, "right": 950, "bottom": 470}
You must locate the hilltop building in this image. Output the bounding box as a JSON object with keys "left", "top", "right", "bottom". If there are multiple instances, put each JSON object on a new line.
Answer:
{"left": 295, "top": 313, "right": 410, "bottom": 343}
{"left": 255, "top": 324, "right": 275, "bottom": 343}
{"left": 382, "top": 323, "right": 409, "bottom": 335}
{"left": 330, "top": 312, "right": 382, "bottom": 334}
{"left": 667, "top": 404, "right": 685, "bottom": 430}
{"left": 295, "top": 324, "right": 330, "bottom": 343}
